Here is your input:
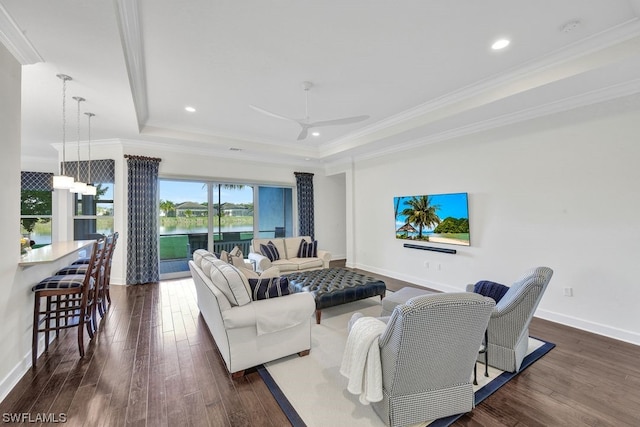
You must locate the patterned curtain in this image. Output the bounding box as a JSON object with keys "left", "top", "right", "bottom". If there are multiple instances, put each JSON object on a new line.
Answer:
{"left": 126, "top": 155, "right": 161, "bottom": 285}
{"left": 63, "top": 159, "right": 115, "bottom": 183}
{"left": 295, "top": 172, "right": 315, "bottom": 239}
{"left": 21, "top": 171, "right": 53, "bottom": 191}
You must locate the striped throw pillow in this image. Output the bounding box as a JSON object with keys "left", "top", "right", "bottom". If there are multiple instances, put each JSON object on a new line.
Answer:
{"left": 260, "top": 241, "right": 280, "bottom": 261}
{"left": 297, "top": 239, "right": 318, "bottom": 258}
{"left": 248, "top": 277, "right": 290, "bottom": 300}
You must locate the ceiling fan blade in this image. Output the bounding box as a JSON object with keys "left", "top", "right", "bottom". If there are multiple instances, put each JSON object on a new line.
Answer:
{"left": 297, "top": 126, "right": 310, "bottom": 141}
{"left": 249, "top": 104, "right": 298, "bottom": 122}
{"left": 310, "top": 115, "right": 370, "bottom": 128}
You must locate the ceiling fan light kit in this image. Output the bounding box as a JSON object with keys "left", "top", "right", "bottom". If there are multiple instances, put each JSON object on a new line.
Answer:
{"left": 250, "top": 81, "right": 369, "bottom": 141}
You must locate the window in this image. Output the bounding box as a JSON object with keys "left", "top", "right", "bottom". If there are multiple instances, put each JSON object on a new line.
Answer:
{"left": 68, "top": 159, "right": 115, "bottom": 240}
{"left": 21, "top": 172, "right": 53, "bottom": 248}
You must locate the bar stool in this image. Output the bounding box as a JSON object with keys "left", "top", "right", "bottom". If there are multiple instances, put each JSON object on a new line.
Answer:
{"left": 55, "top": 232, "right": 118, "bottom": 319}
{"left": 31, "top": 238, "right": 105, "bottom": 368}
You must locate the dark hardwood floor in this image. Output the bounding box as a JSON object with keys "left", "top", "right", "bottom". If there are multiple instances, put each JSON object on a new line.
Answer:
{"left": 2, "top": 263, "right": 639, "bottom": 426}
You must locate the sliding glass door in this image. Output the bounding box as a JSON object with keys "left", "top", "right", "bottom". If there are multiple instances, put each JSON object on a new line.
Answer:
{"left": 257, "top": 186, "right": 292, "bottom": 238}
{"left": 159, "top": 180, "right": 209, "bottom": 277}
{"left": 159, "top": 179, "right": 292, "bottom": 278}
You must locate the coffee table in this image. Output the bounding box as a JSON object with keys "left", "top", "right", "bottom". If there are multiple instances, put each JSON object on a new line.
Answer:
{"left": 285, "top": 268, "right": 386, "bottom": 324}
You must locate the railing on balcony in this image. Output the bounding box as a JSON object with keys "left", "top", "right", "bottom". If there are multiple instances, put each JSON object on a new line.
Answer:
{"left": 159, "top": 229, "right": 288, "bottom": 275}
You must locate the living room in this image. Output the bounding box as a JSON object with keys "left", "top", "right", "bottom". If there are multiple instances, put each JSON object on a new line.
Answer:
{"left": 2, "top": 1, "right": 640, "bottom": 425}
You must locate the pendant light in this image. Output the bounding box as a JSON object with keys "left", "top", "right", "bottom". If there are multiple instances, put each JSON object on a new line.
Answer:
{"left": 70, "top": 96, "right": 87, "bottom": 194}
{"left": 52, "top": 74, "right": 75, "bottom": 190}
{"left": 83, "top": 112, "right": 97, "bottom": 196}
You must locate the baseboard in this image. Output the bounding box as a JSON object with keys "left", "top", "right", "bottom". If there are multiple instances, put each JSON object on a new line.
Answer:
{"left": 536, "top": 309, "right": 640, "bottom": 346}
{"left": 353, "top": 262, "right": 640, "bottom": 347}
{"left": 0, "top": 335, "right": 48, "bottom": 403}
{"left": 352, "top": 262, "right": 460, "bottom": 293}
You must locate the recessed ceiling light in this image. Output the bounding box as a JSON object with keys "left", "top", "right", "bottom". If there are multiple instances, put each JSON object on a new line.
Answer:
{"left": 311, "top": 131, "right": 320, "bottom": 137}
{"left": 185, "top": 106, "right": 196, "bottom": 113}
{"left": 491, "top": 39, "right": 510, "bottom": 50}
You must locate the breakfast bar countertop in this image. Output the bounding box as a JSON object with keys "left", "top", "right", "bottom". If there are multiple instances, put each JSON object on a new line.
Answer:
{"left": 19, "top": 240, "right": 94, "bottom": 267}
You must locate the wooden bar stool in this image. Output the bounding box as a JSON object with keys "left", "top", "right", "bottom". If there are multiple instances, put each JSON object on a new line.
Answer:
{"left": 55, "top": 232, "right": 118, "bottom": 320}
{"left": 31, "top": 238, "right": 105, "bottom": 368}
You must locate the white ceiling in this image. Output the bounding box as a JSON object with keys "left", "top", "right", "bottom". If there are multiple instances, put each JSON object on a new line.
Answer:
{"left": 3, "top": 0, "right": 640, "bottom": 167}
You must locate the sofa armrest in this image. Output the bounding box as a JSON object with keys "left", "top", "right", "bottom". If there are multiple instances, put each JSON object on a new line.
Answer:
{"left": 249, "top": 252, "right": 271, "bottom": 272}
{"left": 221, "top": 292, "right": 315, "bottom": 331}
{"left": 317, "top": 249, "right": 331, "bottom": 268}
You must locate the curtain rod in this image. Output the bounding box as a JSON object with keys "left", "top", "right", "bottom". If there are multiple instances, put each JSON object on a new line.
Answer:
{"left": 124, "top": 154, "right": 162, "bottom": 162}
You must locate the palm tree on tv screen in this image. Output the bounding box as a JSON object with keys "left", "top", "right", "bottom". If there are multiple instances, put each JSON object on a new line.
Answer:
{"left": 401, "top": 195, "right": 441, "bottom": 240}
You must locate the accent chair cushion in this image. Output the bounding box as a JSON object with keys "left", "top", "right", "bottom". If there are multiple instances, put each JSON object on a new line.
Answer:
{"left": 260, "top": 241, "right": 281, "bottom": 262}
{"left": 297, "top": 239, "right": 318, "bottom": 258}
{"left": 55, "top": 265, "right": 88, "bottom": 275}
{"left": 32, "top": 274, "right": 86, "bottom": 291}
{"left": 473, "top": 280, "right": 510, "bottom": 303}
{"left": 248, "top": 277, "right": 291, "bottom": 300}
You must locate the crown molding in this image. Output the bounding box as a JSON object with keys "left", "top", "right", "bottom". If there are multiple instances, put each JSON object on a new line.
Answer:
{"left": 120, "top": 138, "right": 323, "bottom": 168}
{"left": 113, "top": 0, "right": 148, "bottom": 131}
{"left": 341, "top": 78, "right": 640, "bottom": 165}
{"left": 0, "top": 3, "right": 42, "bottom": 64}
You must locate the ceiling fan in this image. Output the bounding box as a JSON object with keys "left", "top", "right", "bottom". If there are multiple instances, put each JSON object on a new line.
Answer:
{"left": 250, "top": 81, "right": 370, "bottom": 141}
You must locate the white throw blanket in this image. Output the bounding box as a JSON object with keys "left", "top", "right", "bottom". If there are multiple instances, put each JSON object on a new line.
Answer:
{"left": 339, "top": 316, "right": 387, "bottom": 405}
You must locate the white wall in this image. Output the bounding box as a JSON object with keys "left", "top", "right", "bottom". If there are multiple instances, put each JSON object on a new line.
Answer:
{"left": 347, "top": 109, "right": 640, "bottom": 345}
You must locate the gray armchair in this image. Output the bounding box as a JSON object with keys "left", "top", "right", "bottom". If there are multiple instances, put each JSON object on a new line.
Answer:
{"left": 370, "top": 292, "right": 495, "bottom": 426}
{"left": 466, "top": 266, "right": 553, "bottom": 373}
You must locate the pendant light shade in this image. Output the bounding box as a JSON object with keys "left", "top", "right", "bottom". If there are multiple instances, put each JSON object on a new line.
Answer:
{"left": 53, "top": 74, "right": 74, "bottom": 190}
{"left": 53, "top": 174, "right": 74, "bottom": 190}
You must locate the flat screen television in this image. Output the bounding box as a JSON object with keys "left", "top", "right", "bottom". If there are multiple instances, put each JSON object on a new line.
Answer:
{"left": 394, "top": 192, "right": 470, "bottom": 246}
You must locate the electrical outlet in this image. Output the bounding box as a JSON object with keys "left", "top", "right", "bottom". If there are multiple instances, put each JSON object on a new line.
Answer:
{"left": 563, "top": 287, "right": 573, "bottom": 297}
{"left": 424, "top": 261, "right": 429, "bottom": 269}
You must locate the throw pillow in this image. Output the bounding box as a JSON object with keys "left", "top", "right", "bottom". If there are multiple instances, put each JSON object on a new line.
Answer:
{"left": 229, "top": 245, "right": 243, "bottom": 259}
{"left": 297, "top": 239, "right": 318, "bottom": 258}
{"left": 200, "top": 258, "right": 251, "bottom": 306}
{"left": 230, "top": 254, "right": 247, "bottom": 268}
{"left": 219, "top": 250, "right": 231, "bottom": 263}
{"left": 237, "top": 266, "right": 281, "bottom": 280}
{"left": 260, "top": 241, "right": 280, "bottom": 262}
{"left": 473, "top": 280, "right": 509, "bottom": 303}
{"left": 248, "top": 276, "right": 290, "bottom": 300}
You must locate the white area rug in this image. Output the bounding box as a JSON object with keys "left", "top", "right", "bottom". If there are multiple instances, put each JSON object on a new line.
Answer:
{"left": 260, "top": 295, "right": 551, "bottom": 427}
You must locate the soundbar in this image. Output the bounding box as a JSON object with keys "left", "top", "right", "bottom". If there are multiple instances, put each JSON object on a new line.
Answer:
{"left": 403, "top": 243, "right": 456, "bottom": 254}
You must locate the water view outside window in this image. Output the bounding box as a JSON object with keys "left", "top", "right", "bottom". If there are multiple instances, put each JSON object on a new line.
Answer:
{"left": 21, "top": 172, "right": 53, "bottom": 248}
{"left": 74, "top": 182, "right": 115, "bottom": 240}
{"left": 158, "top": 179, "right": 293, "bottom": 277}
{"left": 21, "top": 189, "right": 52, "bottom": 248}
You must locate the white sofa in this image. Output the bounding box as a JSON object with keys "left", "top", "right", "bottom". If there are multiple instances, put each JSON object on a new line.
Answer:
{"left": 248, "top": 236, "right": 331, "bottom": 273}
{"left": 188, "top": 250, "right": 315, "bottom": 377}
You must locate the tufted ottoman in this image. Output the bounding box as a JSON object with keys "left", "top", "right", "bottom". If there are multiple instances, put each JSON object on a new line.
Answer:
{"left": 285, "top": 268, "right": 386, "bottom": 324}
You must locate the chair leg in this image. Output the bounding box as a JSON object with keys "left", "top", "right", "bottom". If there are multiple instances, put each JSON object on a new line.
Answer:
{"left": 78, "top": 307, "right": 85, "bottom": 358}
{"left": 44, "top": 296, "right": 52, "bottom": 351}
{"left": 32, "top": 294, "right": 40, "bottom": 369}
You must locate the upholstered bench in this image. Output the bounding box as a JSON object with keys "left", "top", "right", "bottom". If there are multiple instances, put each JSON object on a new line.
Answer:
{"left": 380, "top": 286, "right": 436, "bottom": 316}
{"left": 285, "top": 268, "right": 386, "bottom": 324}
